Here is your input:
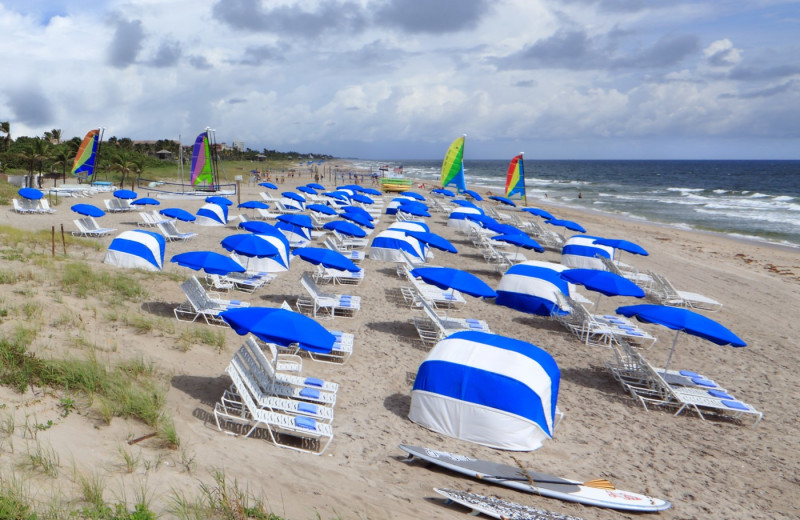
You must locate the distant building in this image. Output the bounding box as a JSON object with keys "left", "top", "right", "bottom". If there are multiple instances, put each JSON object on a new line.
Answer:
{"left": 232, "top": 140, "right": 245, "bottom": 152}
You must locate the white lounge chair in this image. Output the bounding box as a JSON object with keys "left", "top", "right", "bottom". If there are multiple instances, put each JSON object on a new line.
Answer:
{"left": 37, "top": 199, "right": 56, "bottom": 214}
{"left": 103, "top": 198, "right": 132, "bottom": 213}
{"left": 331, "top": 230, "right": 368, "bottom": 250}
{"left": 71, "top": 218, "right": 115, "bottom": 237}
{"left": 214, "top": 362, "right": 334, "bottom": 455}
{"left": 296, "top": 272, "right": 360, "bottom": 319}
{"left": 244, "top": 336, "right": 302, "bottom": 374}
{"left": 412, "top": 299, "right": 491, "bottom": 346}
{"left": 401, "top": 266, "right": 466, "bottom": 310}
{"left": 12, "top": 198, "right": 36, "bottom": 214}
{"left": 157, "top": 221, "right": 198, "bottom": 241}
{"left": 278, "top": 302, "right": 353, "bottom": 364}
{"left": 174, "top": 276, "right": 249, "bottom": 326}
{"left": 649, "top": 272, "right": 723, "bottom": 312}
{"left": 312, "top": 264, "right": 364, "bottom": 286}
{"left": 323, "top": 237, "right": 365, "bottom": 264}
{"left": 554, "top": 294, "right": 657, "bottom": 349}
{"left": 241, "top": 339, "right": 339, "bottom": 398}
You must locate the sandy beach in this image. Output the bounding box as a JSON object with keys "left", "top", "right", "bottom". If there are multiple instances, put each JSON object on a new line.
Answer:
{"left": 1, "top": 170, "right": 798, "bottom": 520}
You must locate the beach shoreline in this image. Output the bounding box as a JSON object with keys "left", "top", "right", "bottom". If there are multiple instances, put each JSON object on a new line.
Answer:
{"left": 0, "top": 171, "right": 798, "bottom": 519}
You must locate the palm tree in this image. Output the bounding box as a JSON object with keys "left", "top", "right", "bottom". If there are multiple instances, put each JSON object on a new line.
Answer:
{"left": 109, "top": 150, "right": 135, "bottom": 188}
{"left": 0, "top": 121, "right": 10, "bottom": 151}
{"left": 16, "top": 138, "right": 51, "bottom": 187}
{"left": 44, "top": 128, "right": 62, "bottom": 144}
{"left": 50, "top": 145, "right": 74, "bottom": 185}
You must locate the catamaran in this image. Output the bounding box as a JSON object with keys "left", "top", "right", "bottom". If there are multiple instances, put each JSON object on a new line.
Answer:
{"left": 441, "top": 135, "right": 467, "bottom": 192}
{"left": 72, "top": 128, "right": 103, "bottom": 183}
{"left": 505, "top": 152, "right": 527, "bottom": 204}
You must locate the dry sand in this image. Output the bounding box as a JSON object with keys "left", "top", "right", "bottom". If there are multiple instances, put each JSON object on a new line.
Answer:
{"left": 0, "top": 169, "right": 798, "bottom": 519}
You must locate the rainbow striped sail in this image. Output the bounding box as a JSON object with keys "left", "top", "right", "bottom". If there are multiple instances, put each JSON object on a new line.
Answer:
{"left": 505, "top": 153, "right": 526, "bottom": 201}
{"left": 190, "top": 131, "right": 214, "bottom": 186}
{"left": 71, "top": 129, "right": 100, "bottom": 178}
{"left": 440, "top": 135, "right": 467, "bottom": 192}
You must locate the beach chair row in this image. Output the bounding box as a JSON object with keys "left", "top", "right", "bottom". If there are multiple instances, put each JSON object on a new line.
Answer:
{"left": 13, "top": 198, "right": 56, "bottom": 214}
{"left": 72, "top": 217, "right": 116, "bottom": 237}
{"left": 553, "top": 294, "right": 657, "bottom": 349}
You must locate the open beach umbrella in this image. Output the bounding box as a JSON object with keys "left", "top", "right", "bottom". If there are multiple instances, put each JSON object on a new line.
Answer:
{"left": 323, "top": 220, "right": 367, "bottom": 238}
{"left": 410, "top": 267, "right": 497, "bottom": 299}
{"left": 545, "top": 218, "right": 586, "bottom": 233}
{"left": 114, "top": 189, "right": 138, "bottom": 200}
{"left": 160, "top": 207, "right": 196, "bottom": 222}
{"left": 238, "top": 220, "right": 282, "bottom": 237}
{"left": 351, "top": 193, "right": 374, "bottom": 204}
{"left": 307, "top": 203, "right": 337, "bottom": 216}
{"left": 71, "top": 203, "right": 105, "bottom": 218}
{"left": 360, "top": 187, "right": 381, "bottom": 196}
{"left": 341, "top": 205, "right": 374, "bottom": 221}
{"left": 593, "top": 237, "right": 649, "bottom": 265}
{"left": 277, "top": 213, "right": 313, "bottom": 229}
{"left": 463, "top": 189, "right": 483, "bottom": 201}
{"left": 451, "top": 199, "right": 480, "bottom": 209}
{"left": 196, "top": 202, "right": 228, "bottom": 226}
{"left": 171, "top": 251, "right": 246, "bottom": 275}
{"left": 404, "top": 230, "right": 457, "bottom": 254}
{"left": 616, "top": 304, "right": 746, "bottom": 372}
{"left": 220, "top": 307, "right": 335, "bottom": 354}
{"left": 337, "top": 184, "right": 362, "bottom": 192}
{"left": 401, "top": 191, "right": 425, "bottom": 201}
{"left": 339, "top": 211, "right": 374, "bottom": 229}
{"left": 130, "top": 197, "right": 160, "bottom": 206}
{"left": 561, "top": 268, "right": 645, "bottom": 310}
{"left": 292, "top": 247, "right": 361, "bottom": 273}
{"left": 205, "top": 196, "right": 232, "bottom": 206}
{"left": 221, "top": 234, "right": 281, "bottom": 258}
{"left": 297, "top": 186, "right": 318, "bottom": 195}
{"left": 306, "top": 183, "right": 325, "bottom": 190}
{"left": 282, "top": 191, "right": 306, "bottom": 203}
{"left": 489, "top": 195, "right": 516, "bottom": 207}
{"left": 258, "top": 182, "right": 278, "bottom": 190}
{"left": 432, "top": 188, "right": 455, "bottom": 197}
{"left": 238, "top": 200, "right": 269, "bottom": 210}
{"left": 491, "top": 233, "right": 545, "bottom": 254}
{"left": 389, "top": 221, "right": 430, "bottom": 233}
{"left": 324, "top": 191, "right": 351, "bottom": 201}
{"left": 19, "top": 187, "right": 43, "bottom": 200}
{"left": 397, "top": 204, "right": 431, "bottom": 218}
{"left": 522, "top": 207, "right": 555, "bottom": 220}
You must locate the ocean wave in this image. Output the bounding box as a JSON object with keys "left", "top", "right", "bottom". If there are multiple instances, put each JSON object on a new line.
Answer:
{"left": 713, "top": 189, "right": 728, "bottom": 194}
{"left": 748, "top": 192, "right": 770, "bottom": 198}
{"left": 694, "top": 207, "right": 800, "bottom": 226}
{"left": 774, "top": 195, "right": 794, "bottom": 202}
{"left": 667, "top": 187, "right": 704, "bottom": 193}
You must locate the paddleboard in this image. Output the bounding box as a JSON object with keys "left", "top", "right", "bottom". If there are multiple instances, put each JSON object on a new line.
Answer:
{"left": 435, "top": 488, "right": 586, "bottom": 520}
{"left": 400, "top": 445, "right": 671, "bottom": 512}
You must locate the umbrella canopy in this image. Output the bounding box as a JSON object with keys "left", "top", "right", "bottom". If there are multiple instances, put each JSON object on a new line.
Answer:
{"left": 432, "top": 188, "right": 455, "bottom": 197}
{"left": 521, "top": 207, "right": 555, "bottom": 220}
{"left": 561, "top": 269, "right": 645, "bottom": 298}
{"left": 451, "top": 199, "right": 481, "bottom": 209}
{"left": 409, "top": 330, "right": 560, "bottom": 451}
{"left": 103, "top": 230, "right": 165, "bottom": 271}
{"left": 389, "top": 221, "right": 430, "bottom": 233}
{"left": 258, "top": 182, "right": 278, "bottom": 189}
{"left": 160, "top": 207, "right": 196, "bottom": 222}
{"left": 340, "top": 205, "right": 373, "bottom": 221}
{"left": 221, "top": 234, "right": 281, "bottom": 258}
{"left": 71, "top": 203, "right": 105, "bottom": 218}
{"left": 339, "top": 211, "right": 374, "bottom": 229}
{"left": 130, "top": 197, "right": 160, "bottom": 206}
{"left": 324, "top": 190, "right": 351, "bottom": 201}
{"left": 18, "top": 187, "right": 43, "bottom": 200}
{"left": 491, "top": 233, "right": 544, "bottom": 253}
{"left": 114, "top": 189, "right": 138, "bottom": 200}
{"left": 323, "top": 220, "right": 367, "bottom": 238}
{"left": 593, "top": 237, "right": 649, "bottom": 257}
{"left": 205, "top": 196, "right": 232, "bottom": 206}
{"left": 297, "top": 186, "right": 318, "bottom": 195}
{"left": 238, "top": 200, "right": 270, "bottom": 209}
{"left": 306, "top": 183, "right": 325, "bottom": 190}
{"left": 462, "top": 189, "right": 483, "bottom": 201}
{"left": 410, "top": 267, "right": 497, "bottom": 298}
{"left": 616, "top": 304, "right": 746, "bottom": 371}
{"left": 196, "top": 202, "right": 228, "bottom": 226}
{"left": 307, "top": 203, "right": 337, "bottom": 216}
{"left": 360, "top": 187, "right": 381, "bottom": 196}
{"left": 561, "top": 234, "right": 615, "bottom": 270}
{"left": 404, "top": 230, "right": 457, "bottom": 254}
{"left": 545, "top": 218, "right": 586, "bottom": 233}
{"left": 277, "top": 213, "right": 313, "bottom": 229}
{"left": 238, "top": 220, "right": 282, "bottom": 236}
{"left": 282, "top": 191, "right": 306, "bottom": 203}
{"left": 401, "top": 191, "right": 425, "bottom": 201}
{"left": 351, "top": 193, "right": 373, "bottom": 204}
{"left": 397, "top": 204, "right": 431, "bottom": 217}
{"left": 220, "top": 307, "right": 335, "bottom": 353}
{"left": 369, "top": 229, "right": 428, "bottom": 262}
{"left": 489, "top": 195, "right": 516, "bottom": 207}
{"left": 292, "top": 247, "right": 361, "bottom": 273}
{"left": 171, "top": 251, "right": 246, "bottom": 275}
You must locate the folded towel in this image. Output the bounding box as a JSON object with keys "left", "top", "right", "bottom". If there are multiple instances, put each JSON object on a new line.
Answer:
{"left": 721, "top": 400, "right": 748, "bottom": 411}
{"left": 297, "top": 402, "right": 319, "bottom": 415}
{"left": 304, "top": 377, "right": 324, "bottom": 387}
{"left": 294, "top": 416, "right": 318, "bottom": 430}
{"left": 299, "top": 388, "right": 320, "bottom": 399}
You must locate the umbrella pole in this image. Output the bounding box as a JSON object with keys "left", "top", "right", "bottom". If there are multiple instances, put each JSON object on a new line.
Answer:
{"left": 594, "top": 293, "right": 602, "bottom": 312}
{"left": 663, "top": 330, "right": 681, "bottom": 372}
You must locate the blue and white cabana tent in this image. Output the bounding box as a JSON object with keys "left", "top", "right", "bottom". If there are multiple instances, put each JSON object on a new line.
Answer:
{"left": 368, "top": 229, "right": 427, "bottom": 262}
{"left": 495, "top": 260, "right": 578, "bottom": 316}
{"left": 409, "top": 330, "right": 560, "bottom": 451}
{"left": 561, "top": 234, "right": 615, "bottom": 270}
{"left": 388, "top": 221, "right": 430, "bottom": 234}
{"left": 196, "top": 203, "right": 228, "bottom": 226}
{"left": 229, "top": 233, "right": 292, "bottom": 273}
{"left": 385, "top": 196, "right": 420, "bottom": 215}
{"left": 447, "top": 207, "right": 486, "bottom": 232}
{"left": 103, "top": 230, "right": 165, "bottom": 271}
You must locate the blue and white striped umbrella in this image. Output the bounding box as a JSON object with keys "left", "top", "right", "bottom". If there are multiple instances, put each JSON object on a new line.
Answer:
{"left": 103, "top": 230, "right": 165, "bottom": 271}
{"left": 495, "top": 260, "right": 576, "bottom": 316}
{"left": 368, "top": 229, "right": 427, "bottom": 262}
{"left": 410, "top": 330, "right": 560, "bottom": 451}
{"left": 196, "top": 203, "right": 228, "bottom": 226}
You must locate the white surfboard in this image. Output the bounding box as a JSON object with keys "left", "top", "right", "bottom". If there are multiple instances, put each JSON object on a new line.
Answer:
{"left": 401, "top": 445, "right": 671, "bottom": 512}
{"left": 435, "top": 488, "right": 586, "bottom": 520}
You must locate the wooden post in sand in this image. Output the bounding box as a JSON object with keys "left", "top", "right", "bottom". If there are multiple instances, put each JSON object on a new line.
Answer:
{"left": 51, "top": 226, "right": 55, "bottom": 257}
{"left": 237, "top": 180, "right": 241, "bottom": 205}
{"left": 60, "top": 224, "right": 67, "bottom": 255}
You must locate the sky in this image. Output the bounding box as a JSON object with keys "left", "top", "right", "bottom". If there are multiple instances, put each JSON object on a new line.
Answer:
{"left": 1, "top": 0, "right": 799, "bottom": 160}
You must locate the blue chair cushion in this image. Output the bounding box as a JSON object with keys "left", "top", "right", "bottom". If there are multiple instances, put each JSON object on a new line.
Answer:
{"left": 304, "top": 377, "right": 324, "bottom": 387}
{"left": 299, "top": 388, "right": 320, "bottom": 399}
{"left": 297, "top": 402, "right": 318, "bottom": 414}
{"left": 294, "top": 416, "right": 317, "bottom": 430}
{"left": 679, "top": 370, "right": 700, "bottom": 377}
{"left": 691, "top": 377, "right": 717, "bottom": 387}
{"left": 721, "top": 400, "right": 748, "bottom": 411}
{"left": 708, "top": 390, "right": 733, "bottom": 399}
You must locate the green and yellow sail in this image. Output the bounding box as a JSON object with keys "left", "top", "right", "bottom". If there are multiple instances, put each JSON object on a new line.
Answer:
{"left": 440, "top": 135, "right": 467, "bottom": 191}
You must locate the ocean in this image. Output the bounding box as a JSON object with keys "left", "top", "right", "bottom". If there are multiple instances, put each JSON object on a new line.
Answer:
{"left": 348, "top": 159, "right": 800, "bottom": 249}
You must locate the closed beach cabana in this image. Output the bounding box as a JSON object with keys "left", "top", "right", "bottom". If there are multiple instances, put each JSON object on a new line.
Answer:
{"left": 409, "top": 330, "right": 560, "bottom": 451}
{"left": 561, "top": 234, "right": 615, "bottom": 270}
{"left": 103, "top": 230, "right": 165, "bottom": 271}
